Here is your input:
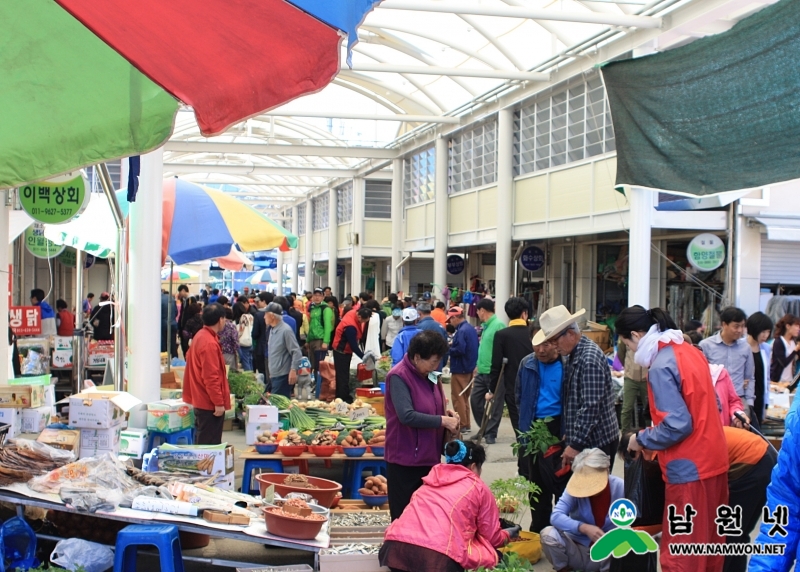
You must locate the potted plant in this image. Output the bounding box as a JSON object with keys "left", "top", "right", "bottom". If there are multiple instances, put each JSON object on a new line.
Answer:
{"left": 489, "top": 477, "right": 541, "bottom": 526}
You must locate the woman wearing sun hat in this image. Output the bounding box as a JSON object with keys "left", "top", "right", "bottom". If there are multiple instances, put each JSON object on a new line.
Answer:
{"left": 540, "top": 448, "right": 624, "bottom": 572}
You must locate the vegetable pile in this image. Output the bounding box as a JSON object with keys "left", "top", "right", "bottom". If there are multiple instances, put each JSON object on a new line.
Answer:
{"left": 256, "top": 432, "right": 277, "bottom": 444}
{"left": 358, "top": 475, "right": 388, "bottom": 496}
{"left": 367, "top": 429, "right": 385, "bottom": 445}
{"left": 283, "top": 474, "right": 319, "bottom": 489}
{"left": 337, "top": 430, "right": 367, "bottom": 447}
{"left": 269, "top": 394, "right": 316, "bottom": 431}
{"left": 309, "top": 430, "right": 338, "bottom": 446}
{"left": 278, "top": 431, "right": 305, "bottom": 447}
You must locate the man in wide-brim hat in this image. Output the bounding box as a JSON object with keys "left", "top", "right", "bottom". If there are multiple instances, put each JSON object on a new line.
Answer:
{"left": 534, "top": 306, "right": 619, "bottom": 470}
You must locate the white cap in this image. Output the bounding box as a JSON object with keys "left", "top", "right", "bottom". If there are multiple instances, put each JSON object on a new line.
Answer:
{"left": 402, "top": 308, "right": 419, "bottom": 322}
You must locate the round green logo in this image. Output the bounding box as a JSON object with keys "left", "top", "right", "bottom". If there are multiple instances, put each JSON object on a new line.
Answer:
{"left": 19, "top": 172, "right": 89, "bottom": 224}
{"left": 58, "top": 248, "right": 77, "bottom": 268}
{"left": 315, "top": 263, "right": 328, "bottom": 276}
{"left": 687, "top": 233, "right": 725, "bottom": 272}
{"left": 25, "top": 223, "right": 65, "bottom": 259}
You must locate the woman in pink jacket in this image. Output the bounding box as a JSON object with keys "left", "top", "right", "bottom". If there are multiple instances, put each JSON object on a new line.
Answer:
{"left": 379, "top": 440, "right": 514, "bottom": 571}
{"left": 709, "top": 364, "right": 750, "bottom": 428}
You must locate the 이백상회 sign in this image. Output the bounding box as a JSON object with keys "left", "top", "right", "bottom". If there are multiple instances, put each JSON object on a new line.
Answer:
{"left": 18, "top": 172, "right": 89, "bottom": 224}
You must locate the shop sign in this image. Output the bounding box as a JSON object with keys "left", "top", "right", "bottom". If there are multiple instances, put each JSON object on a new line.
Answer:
{"left": 18, "top": 172, "right": 89, "bottom": 224}
{"left": 446, "top": 255, "right": 465, "bottom": 275}
{"left": 315, "top": 263, "right": 327, "bottom": 276}
{"left": 84, "top": 254, "right": 96, "bottom": 269}
{"left": 24, "top": 223, "right": 65, "bottom": 259}
{"left": 520, "top": 246, "right": 545, "bottom": 272}
{"left": 687, "top": 233, "right": 725, "bottom": 271}
{"left": 9, "top": 306, "right": 42, "bottom": 336}
{"left": 58, "top": 248, "right": 76, "bottom": 268}
{"left": 361, "top": 264, "right": 374, "bottom": 277}
{"left": 337, "top": 264, "right": 344, "bottom": 277}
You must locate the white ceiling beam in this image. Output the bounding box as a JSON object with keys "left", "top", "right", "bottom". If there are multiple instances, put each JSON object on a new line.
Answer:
{"left": 164, "top": 141, "right": 396, "bottom": 159}
{"left": 378, "top": 1, "right": 662, "bottom": 28}
{"left": 260, "top": 110, "right": 460, "bottom": 124}
{"left": 341, "top": 63, "right": 548, "bottom": 81}
{"left": 165, "top": 164, "right": 357, "bottom": 178}
{"left": 181, "top": 180, "right": 321, "bottom": 188}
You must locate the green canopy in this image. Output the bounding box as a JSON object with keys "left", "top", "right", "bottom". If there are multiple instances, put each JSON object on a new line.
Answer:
{"left": 601, "top": 0, "right": 800, "bottom": 196}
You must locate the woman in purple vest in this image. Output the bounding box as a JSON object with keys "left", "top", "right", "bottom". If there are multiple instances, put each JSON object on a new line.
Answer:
{"left": 384, "top": 330, "right": 460, "bottom": 520}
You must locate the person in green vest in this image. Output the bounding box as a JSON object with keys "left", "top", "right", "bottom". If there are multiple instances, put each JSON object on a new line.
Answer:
{"left": 307, "top": 288, "right": 335, "bottom": 398}
{"left": 469, "top": 298, "right": 505, "bottom": 444}
{"left": 382, "top": 293, "right": 398, "bottom": 317}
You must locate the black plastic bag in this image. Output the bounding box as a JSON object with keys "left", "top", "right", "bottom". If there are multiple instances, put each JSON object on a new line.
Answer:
{"left": 610, "top": 552, "right": 658, "bottom": 572}
{"left": 623, "top": 453, "right": 665, "bottom": 527}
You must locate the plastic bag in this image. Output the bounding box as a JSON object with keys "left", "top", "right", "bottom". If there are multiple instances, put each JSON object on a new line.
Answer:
{"left": 623, "top": 453, "right": 665, "bottom": 527}
{"left": 12, "top": 438, "right": 75, "bottom": 463}
{"left": 1, "top": 516, "right": 38, "bottom": 571}
{"left": 51, "top": 538, "right": 114, "bottom": 572}
{"left": 499, "top": 531, "right": 542, "bottom": 564}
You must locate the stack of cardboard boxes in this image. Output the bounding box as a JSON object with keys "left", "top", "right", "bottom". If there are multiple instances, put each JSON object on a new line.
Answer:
{"left": 0, "top": 375, "right": 56, "bottom": 439}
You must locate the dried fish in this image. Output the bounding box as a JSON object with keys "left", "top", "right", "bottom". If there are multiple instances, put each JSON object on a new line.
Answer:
{"left": 330, "top": 512, "right": 390, "bottom": 528}
{"left": 321, "top": 543, "right": 382, "bottom": 555}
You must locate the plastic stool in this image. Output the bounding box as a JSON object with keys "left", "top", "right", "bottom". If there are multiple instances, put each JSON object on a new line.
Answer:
{"left": 146, "top": 428, "right": 194, "bottom": 451}
{"left": 114, "top": 524, "right": 184, "bottom": 572}
{"left": 241, "top": 458, "right": 284, "bottom": 495}
{"left": 344, "top": 460, "right": 386, "bottom": 499}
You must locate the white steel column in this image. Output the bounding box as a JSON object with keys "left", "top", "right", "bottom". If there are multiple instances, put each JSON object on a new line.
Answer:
{"left": 351, "top": 178, "right": 364, "bottom": 295}
{"left": 275, "top": 248, "right": 285, "bottom": 295}
{"left": 291, "top": 206, "right": 300, "bottom": 293}
{"left": 328, "top": 189, "right": 338, "bottom": 297}
{"left": 391, "top": 159, "right": 403, "bottom": 293}
{"left": 128, "top": 149, "right": 164, "bottom": 425}
{"left": 0, "top": 195, "right": 9, "bottom": 382}
{"left": 627, "top": 187, "right": 654, "bottom": 308}
{"left": 495, "top": 109, "right": 514, "bottom": 323}
{"left": 433, "top": 136, "right": 448, "bottom": 302}
{"left": 304, "top": 200, "right": 313, "bottom": 291}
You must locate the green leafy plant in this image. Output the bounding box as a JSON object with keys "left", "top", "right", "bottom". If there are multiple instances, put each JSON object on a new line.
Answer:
{"left": 511, "top": 418, "right": 559, "bottom": 461}
{"left": 228, "top": 370, "right": 261, "bottom": 398}
{"left": 489, "top": 477, "right": 541, "bottom": 526}
{"left": 469, "top": 552, "right": 533, "bottom": 571}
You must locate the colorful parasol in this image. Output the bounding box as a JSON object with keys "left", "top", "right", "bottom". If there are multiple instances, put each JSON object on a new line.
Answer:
{"left": 248, "top": 269, "right": 279, "bottom": 285}
{"left": 162, "top": 179, "right": 297, "bottom": 266}
{"left": 215, "top": 247, "right": 253, "bottom": 272}
{"left": 1, "top": 0, "right": 381, "bottom": 189}
{"left": 160, "top": 266, "right": 199, "bottom": 282}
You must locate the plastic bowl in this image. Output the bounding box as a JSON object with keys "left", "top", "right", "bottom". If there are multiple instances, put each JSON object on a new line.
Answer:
{"left": 342, "top": 446, "right": 367, "bottom": 458}
{"left": 329, "top": 493, "right": 342, "bottom": 508}
{"left": 368, "top": 446, "right": 385, "bottom": 457}
{"left": 361, "top": 494, "right": 388, "bottom": 508}
{"left": 279, "top": 445, "right": 307, "bottom": 457}
{"left": 379, "top": 382, "right": 386, "bottom": 394}
{"left": 310, "top": 445, "right": 337, "bottom": 458}
{"left": 255, "top": 443, "right": 278, "bottom": 454}
{"left": 262, "top": 506, "right": 327, "bottom": 540}
{"left": 255, "top": 473, "right": 343, "bottom": 507}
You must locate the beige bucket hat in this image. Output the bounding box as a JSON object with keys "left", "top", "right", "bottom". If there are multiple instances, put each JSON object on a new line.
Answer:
{"left": 532, "top": 305, "right": 586, "bottom": 346}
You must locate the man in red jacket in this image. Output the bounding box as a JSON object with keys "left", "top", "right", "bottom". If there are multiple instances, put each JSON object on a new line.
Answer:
{"left": 183, "top": 303, "right": 230, "bottom": 444}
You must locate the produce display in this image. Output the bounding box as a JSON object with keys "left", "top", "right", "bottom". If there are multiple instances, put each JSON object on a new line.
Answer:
{"left": 358, "top": 475, "right": 388, "bottom": 496}
{"left": 278, "top": 430, "right": 305, "bottom": 447}
{"left": 309, "top": 430, "right": 337, "bottom": 446}
{"left": 283, "top": 474, "right": 319, "bottom": 489}
{"left": 256, "top": 432, "right": 277, "bottom": 444}
{"left": 269, "top": 394, "right": 316, "bottom": 431}
{"left": 321, "top": 543, "right": 382, "bottom": 555}
{"left": 126, "top": 466, "right": 216, "bottom": 487}
{"left": 331, "top": 512, "right": 391, "bottom": 527}
{"left": 337, "top": 430, "right": 366, "bottom": 447}
{"left": 266, "top": 498, "right": 326, "bottom": 522}
{"left": 367, "top": 429, "right": 385, "bottom": 446}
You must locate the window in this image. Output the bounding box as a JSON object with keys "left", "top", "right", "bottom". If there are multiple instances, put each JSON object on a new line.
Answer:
{"left": 403, "top": 146, "right": 435, "bottom": 207}
{"left": 297, "top": 203, "right": 306, "bottom": 236}
{"left": 312, "top": 194, "right": 329, "bottom": 231}
{"left": 86, "top": 160, "right": 122, "bottom": 193}
{"left": 514, "top": 72, "right": 615, "bottom": 176}
{"left": 365, "top": 180, "right": 391, "bottom": 218}
{"left": 448, "top": 119, "right": 498, "bottom": 194}
{"left": 337, "top": 183, "right": 353, "bottom": 223}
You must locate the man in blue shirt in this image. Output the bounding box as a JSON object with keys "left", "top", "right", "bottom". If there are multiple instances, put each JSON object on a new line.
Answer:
{"left": 516, "top": 338, "right": 565, "bottom": 533}
{"left": 390, "top": 308, "right": 420, "bottom": 366}
{"left": 448, "top": 306, "right": 479, "bottom": 434}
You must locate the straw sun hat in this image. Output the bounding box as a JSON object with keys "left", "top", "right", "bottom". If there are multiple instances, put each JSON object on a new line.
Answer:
{"left": 565, "top": 449, "right": 610, "bottom": 498}
{"left": 532, "top": 305, "right": 586, "bottom": 346}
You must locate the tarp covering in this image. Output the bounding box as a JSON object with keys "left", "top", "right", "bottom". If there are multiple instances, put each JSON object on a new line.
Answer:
{"left": 601, "top": 0, "right": 800, "bottom": 196}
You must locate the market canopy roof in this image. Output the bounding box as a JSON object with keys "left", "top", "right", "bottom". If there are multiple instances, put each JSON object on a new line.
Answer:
{"left": 601, "top": 0, "right": 800, "bottom": 196}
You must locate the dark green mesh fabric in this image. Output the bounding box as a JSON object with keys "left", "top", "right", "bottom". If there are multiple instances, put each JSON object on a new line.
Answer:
{"left": 601, "top": 0, "right": 800, "bottom": 196}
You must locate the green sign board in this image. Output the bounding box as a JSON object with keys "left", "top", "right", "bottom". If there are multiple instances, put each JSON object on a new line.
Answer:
{"left": 315, "top": 263, "right": 328, "bottom": 276}
{"left": 24, "top": 223, "right": 65, "bottom": 259}
{"left": 361, "top": 264, "right": 374, "bottom": 276}
{"left": 18, "top": 172, "right": 89, "bottom": 224}
{"left": 58, "top": 248, "right": 77, "bottom": 268}
{"left": 687, "top": 233, "right": 725, "bottom": 272}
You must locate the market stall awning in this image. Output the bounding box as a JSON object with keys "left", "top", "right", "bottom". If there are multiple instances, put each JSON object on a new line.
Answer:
{"left": 601, "top": 0, "right": 800, "bottom": 196}
{"left": 43, "top": 192, "right": 128, "bottom": 258}
{"left": 752, "top": 215, "right": 800, "bottom": 242}
{"left": 1, "top": 0, "right": 381, "bottom": 190}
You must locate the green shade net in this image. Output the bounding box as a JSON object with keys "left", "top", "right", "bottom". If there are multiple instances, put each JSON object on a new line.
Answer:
{"left": 601, "top": 0, "right": 800, "bottom": 196}
{"left": 0, "top": 0, "right": 178, "bottom": 189}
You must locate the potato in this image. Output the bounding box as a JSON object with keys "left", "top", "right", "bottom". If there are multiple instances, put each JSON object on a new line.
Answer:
{"left": 358, "top": 488, "right": 375, "bottom": 496}
{"left": 381, "top": 485, "right": 388, "bottom": 494}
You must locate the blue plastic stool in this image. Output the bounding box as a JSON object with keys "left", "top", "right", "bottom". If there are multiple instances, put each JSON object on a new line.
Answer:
{"left": 241, "top": 458, "right": 284, "bottom": 495}
{"left": 114, "top": 524, "right": 184, "bottom": 572}
{"left": 146, "top": 428, "right": 194, "bottom": 451}
{"left": 344, "top": 459, "right": 387, "bottom": 499}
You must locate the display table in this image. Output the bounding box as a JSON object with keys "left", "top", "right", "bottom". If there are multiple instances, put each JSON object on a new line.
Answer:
{"left": 240, "top": 451, "right": 386, "bottom": 498}
{"left": 0, "top": 486, "right": 324, "bottom": 569}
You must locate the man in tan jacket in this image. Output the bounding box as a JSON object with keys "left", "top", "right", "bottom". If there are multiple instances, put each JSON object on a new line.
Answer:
{"left": 617, "top": 340, "right": 649, "bottom": 433}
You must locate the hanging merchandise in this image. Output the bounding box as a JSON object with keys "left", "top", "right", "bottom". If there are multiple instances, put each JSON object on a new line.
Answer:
{"left": 450, "top": 288, "right": 459, "bottom": 303}
{"left": 18, "top": 172, "right": 89, "bottom": 225}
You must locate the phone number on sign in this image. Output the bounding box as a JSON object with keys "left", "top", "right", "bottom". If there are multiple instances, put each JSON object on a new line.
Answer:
{"left": 28, "top": 208, "right": 76, "bottom": 216}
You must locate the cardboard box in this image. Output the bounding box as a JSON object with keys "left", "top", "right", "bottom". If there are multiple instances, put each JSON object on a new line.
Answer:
{"left": 44, "top": 384, "right": 57, "bottom": 408}
{"left": 0, "top": 408, "right": 22, "bottom": 439}
{"left": 157, "top": 444, "right": 234, "bottom": 477}
{"left": 81, "top": 426, "right": 121, "bottom": 450}
{"left": 160, "top": 371, "right": 180, "bottom": 389}
{"left": 0, "top": 385, "right": 45, "bottom": 408}
{"left": 37, "top": 428, "right": 80, "bottom": 451}
{"left": 21, "top": 406, "right": 51, "bottom": 433}
{"left": 62, "top": 390, "right": 142, "bottom": 429}
{"left": 245, "top": 422, "right": 281, "bottom": 445}
{"left": 119, "top": 428, "right": 149, "bottom": 458}
{"left": 222, "top": 418, "right": 233, "bottom": 432}
{"left": 203, "top": 510, "right": 250, "bottom": 525}
{"left": 147, "top": 400, "right": 195, "bottom": 433}
{"left": 246, "top": 405, "right": 279, "bottom": 424}
{"left": 216, "top": 471, "right": 235, "bottom": 491}
{"left": 160, "top": 388, "right": 183, "bottom": 400}
{"left": 318, "top": 553, "right": 388, "bottom": 572}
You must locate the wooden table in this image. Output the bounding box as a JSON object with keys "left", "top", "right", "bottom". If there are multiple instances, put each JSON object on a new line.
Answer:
{"left": 240, "top": 451, "right": 386, "bottom": 497}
